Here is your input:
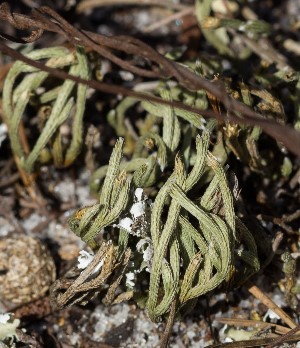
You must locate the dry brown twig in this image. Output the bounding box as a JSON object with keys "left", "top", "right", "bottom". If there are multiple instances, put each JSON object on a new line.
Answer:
{"left": 0, "top": 3, "right": 299, "bottom": 157}
{"left": 216, "top": 318, "right": 290, "bottom": 335}
{"left": 160, "top": 297, "right": 177, "bottom": 348}
{"left": 210, "top": 307, "right": 300, "bottom": 348}
{"left": 207, "top": 333, "right": 300, "bottom": 348}
{"left": 265, "top": 324, "right": 300, "bottom": 348}
{"left": 207, "top": 282, "right": 299, "bottom": 347}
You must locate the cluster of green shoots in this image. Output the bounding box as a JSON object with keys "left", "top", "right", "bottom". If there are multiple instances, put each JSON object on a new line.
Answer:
{"left": 2, "top": 44, "right": 261, "bottom": 325}
{"left": 2, "top": 1, "right": 299, "bottom": 344}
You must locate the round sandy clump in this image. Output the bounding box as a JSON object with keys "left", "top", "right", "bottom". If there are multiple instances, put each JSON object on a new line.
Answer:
{"left": 0, "top": 235, "right": 56, "bottom": 305}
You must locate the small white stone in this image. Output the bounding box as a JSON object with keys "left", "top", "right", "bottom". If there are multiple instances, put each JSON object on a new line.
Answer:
{"left": 69, "top": 332, "right": 80, "bottom": 345}
{"left": 119, "top": 71, "right": 134, "bottom": 81}
{"left": 54, "top": 178, "right": 75, "bottom": 203}
{"left": 22, "top": 213, "right": 46, "bottom": 231}
{"left": 186, "top": 329, "right": 196, "bottom": 340}
{"left": 0, "top": 217, "right": 14, "bottom": 237}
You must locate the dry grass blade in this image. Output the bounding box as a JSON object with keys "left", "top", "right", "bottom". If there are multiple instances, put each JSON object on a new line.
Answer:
{"left": 210, "top": 317, "right": 300, "bottom": 347}
{"left": 265, "top": 324, "right": 300, "bottom": 348}
{"left": 245, "top": 281, "right": 297, "bottom": 329}
{"left": 216, "top": 318, "right": 290, "bottom": 335}
{"left": 207, "top": 332, "right": 300, "bottom": 348}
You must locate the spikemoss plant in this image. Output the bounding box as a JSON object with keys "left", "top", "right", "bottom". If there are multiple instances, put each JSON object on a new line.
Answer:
{"left": 51, "top": 132, "right": 259, "bottom": 325}
{"left": 2, "top": 44, "right": 262, "bottom": 331}
{"left": 2, "top": 46, "right": 89, "bottom": 172}
{"left": 3, "top": 45, "right": 292, "bottom": 179}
